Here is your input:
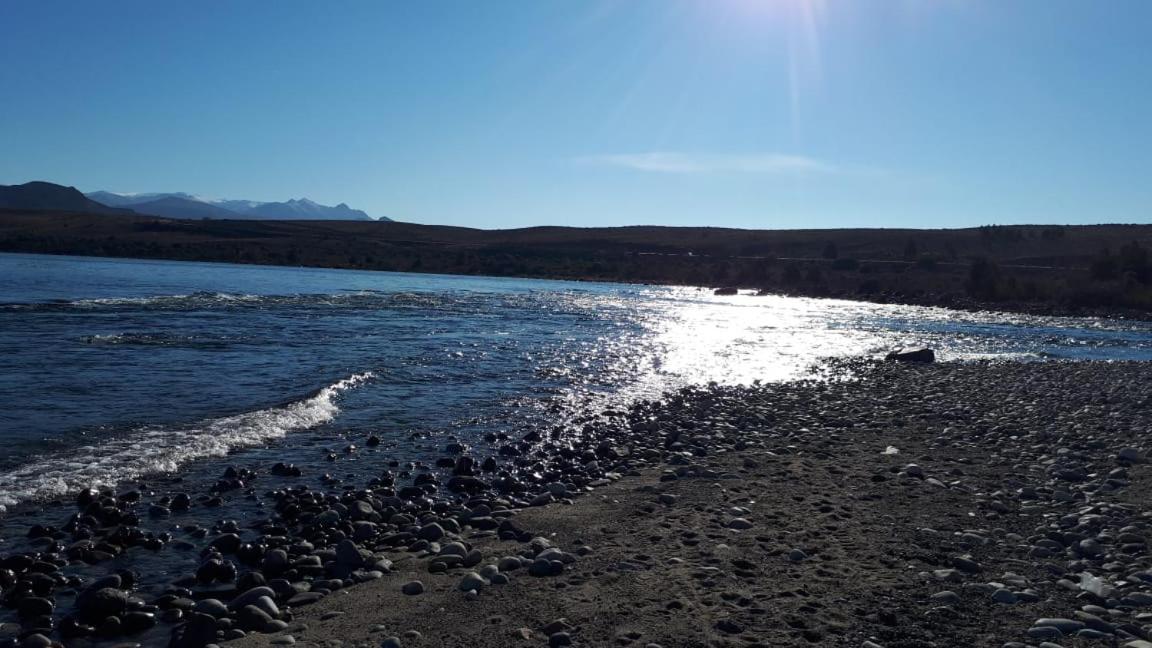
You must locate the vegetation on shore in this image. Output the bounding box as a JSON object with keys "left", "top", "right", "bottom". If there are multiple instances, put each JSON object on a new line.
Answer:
{"left": 4, "top": 209, "right": 1152, "bottom": 317}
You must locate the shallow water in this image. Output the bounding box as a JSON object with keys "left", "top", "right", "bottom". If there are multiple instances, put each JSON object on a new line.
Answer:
{"left": 4, "top": 252, "right": 1152, "bottom": 512}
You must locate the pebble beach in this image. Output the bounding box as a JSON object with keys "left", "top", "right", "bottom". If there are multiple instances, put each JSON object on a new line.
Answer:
{"left": 5, "top": 360, "right": 1152, "bottom": 647}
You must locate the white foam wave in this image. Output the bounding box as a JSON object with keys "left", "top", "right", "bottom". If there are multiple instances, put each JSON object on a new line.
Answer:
{"left": 0, "top": 372, "right": 374, "bottom": 512}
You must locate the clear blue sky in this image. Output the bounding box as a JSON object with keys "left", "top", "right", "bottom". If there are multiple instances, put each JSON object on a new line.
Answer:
{"left": 2, "top": 1, "right": 1149, "bottom": 229}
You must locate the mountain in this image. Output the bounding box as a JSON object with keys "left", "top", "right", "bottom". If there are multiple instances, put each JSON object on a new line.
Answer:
{"left": 128, "top": 196, "right": 241, "bottom": 220}
{"left": 85, "top": 190, "right": 386, "bottom": 221}
{"left": 244, "top": 198, "right": 372, "bottom": 221}
{"left": 0, "top": 182, "right": 132, "bottom": 215}
{"left": 212, "top": 199, "right": 263, "bottom": 213}
{"left": 86, "top": 191, "right": 205, "bottom": 208}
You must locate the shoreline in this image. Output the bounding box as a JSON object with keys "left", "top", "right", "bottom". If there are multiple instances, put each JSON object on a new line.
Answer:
{"left": 224, "top": 360, "right": 1152, "bottom": 648}
{"left": 4, "top": 360, "right": 1152, "bottom": 646}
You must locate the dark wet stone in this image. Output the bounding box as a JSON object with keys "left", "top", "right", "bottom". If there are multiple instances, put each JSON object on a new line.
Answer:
{"left": 75, "top": 587, "right": 128, "bottom": 622}
{"left": 17, "top": 597, "right": 54, "bottom": 619}
{"left": 121, "top": 611, "right": 156, "bottom": 634}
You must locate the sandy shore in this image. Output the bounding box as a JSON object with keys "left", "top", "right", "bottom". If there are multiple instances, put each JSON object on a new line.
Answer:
{"left": 202, "top": 361, "right": 1152, "bottom": 648}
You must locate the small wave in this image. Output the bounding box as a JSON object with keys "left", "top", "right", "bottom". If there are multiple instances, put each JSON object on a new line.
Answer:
{"left": 1, "top": 290, "right": 464, "bottom": 313}
{"left": 0, "top": 372, "right": 374, "bottom": 512}
{"left": 81, "top": 332, "right": 240, "bottom": 349}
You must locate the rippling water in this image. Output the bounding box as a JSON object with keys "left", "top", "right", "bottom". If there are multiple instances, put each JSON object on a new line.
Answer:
{"left": 3, "top": 251, "right": 1152, "bottom": 512}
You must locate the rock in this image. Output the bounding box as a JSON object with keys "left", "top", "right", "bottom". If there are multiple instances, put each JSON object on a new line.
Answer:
{"left": 498, "top": 556, "right": 523, "bottom": 571}
{"left": 1033, "top": 618, "right": 1085, "bottom": 634}
{"left": 459, "top": 572, "right": 488, "bottom": 592}
{"left": 171, "top": 613, "right": 218, "bottom": 648}
{"left": 1079, "top": 538, "right": 1103, "bottom": 557}
{"left": 932, "top": 569, "right": 962, "bottom": 582}
{"left": 230, "top": 586, "right": 277, "bottom": 611}
{"left": 195, "top": 599, "right": 229, "bottom": 618}
{"left": 726, "top": 518, "right": 754, "bottom": 530}
{"left": 886, "top": 348, "right": 935, "bottom": 363}
{"left": 17, "top": 597, "right": 53, "bottom": 619}
{"left": 314, "top": 510, "right": 341, "bottom": 527}
{"left": 787, "top": 549, "right": 807, "bottom": 563}
{"left": 251, "top": 595, "right": 280, "bottom": 619}
{"left": 121, "top": 611, "right": 157, "bottom": 633}
{"left": 991, "top": 589, "right": 1017, "bottom": 604}
{"left": 1124, "top": 591, "right": 1152, "bottom": 606}
{"left": 417, "top": 523, "right": 445, "bottom": 542}
{"left": 930, "top": 591, "right": 960, "bottom": 605}
{"left": 75, "top": 587, "right": 128, "bottom": 621}
{"left": 20, "top": 635, "right": 52, "bottom": 648}
{"left": 529, "top": 559, "right": 563, "bottom": 577}
{"left": 380, "top": 638, "right": 402, "bottom": 648}
{"left": 952, "top": 556, "right": 982, "bottom": 573}
{"left": 1026, "top": 627, "right": 1063, "bottom": 641}
{"left": 401, "top": 581, "right": 424, "bottom": 596}
{"left": 1119, "top": 448, "right": 1145, "bottom": 463}
{"left": 438, "top": 542, "right": 468, "bottom": 557}
{"left": 549, "top": 632, "right": 573, "bottom": 647}
{"left": 237, "top": 604, "right": 277, "bottom": 632}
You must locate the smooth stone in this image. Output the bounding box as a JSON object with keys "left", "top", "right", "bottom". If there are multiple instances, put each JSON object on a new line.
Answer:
{"left": 991, "top": 589, "right": 1017, "bottom": 604}
{"left": 229, "top": 586, "right": 277, "bottom": 611}
{"left": 194, "top": 599, "right": 229, "bottom": 618}
{"left": 459, "top": 572, "right": 487, "bottom": 592}
{"left": 930, "top": 591, "right": 960, "bottom": 605}
{"left": 1033, "top": 618, "right": 1086, "bottom": 634}
{"left": 401, "top": 581, "right": 424, "bottom": 596}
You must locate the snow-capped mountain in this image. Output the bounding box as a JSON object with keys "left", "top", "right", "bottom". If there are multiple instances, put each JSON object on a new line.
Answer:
{"left": 84, "top": 190, "right": 386, "bottom": 221}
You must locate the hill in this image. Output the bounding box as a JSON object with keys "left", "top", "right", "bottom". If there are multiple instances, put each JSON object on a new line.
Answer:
{"left": 0, "top": 182, "right": 132, "bottom": 215}
{"left": 3, "top": 209, "right": 1152, "bottom": 317}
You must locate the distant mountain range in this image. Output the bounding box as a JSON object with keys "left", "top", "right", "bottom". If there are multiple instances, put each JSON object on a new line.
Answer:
{"left": 0, "top": 181, "right": 388, "bottom": 221}
{"left": 87, "top": 190, "right": 386, "bottom": 221}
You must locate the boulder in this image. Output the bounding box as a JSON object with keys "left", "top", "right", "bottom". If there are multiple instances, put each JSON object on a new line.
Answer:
{"left": 886, "top": 348, "right": 936, "bottom": 363}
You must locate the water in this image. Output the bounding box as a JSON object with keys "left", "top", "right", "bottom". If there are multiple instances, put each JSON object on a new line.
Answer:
{"left": 4, "top": 251, "right": 1152, "bottom": 514}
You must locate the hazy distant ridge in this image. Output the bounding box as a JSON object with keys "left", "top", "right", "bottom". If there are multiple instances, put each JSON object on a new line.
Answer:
{"left": 85, "top": 189, "right": 386, "bottom": 221}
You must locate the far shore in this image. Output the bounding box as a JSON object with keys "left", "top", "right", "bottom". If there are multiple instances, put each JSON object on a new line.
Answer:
{"left": 4, "top": 208, "right": 1152, "bottom": 321}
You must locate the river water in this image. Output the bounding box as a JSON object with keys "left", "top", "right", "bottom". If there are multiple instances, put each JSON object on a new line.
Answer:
{"left": 3, "top": 252, "right": 1152, "bottom": 513}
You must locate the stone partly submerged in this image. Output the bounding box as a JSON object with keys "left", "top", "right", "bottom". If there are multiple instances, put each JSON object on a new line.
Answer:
{"left": 886, "top": 347, "right": 936, "bottom": 363}
{"left": 712, "top": 286, "right": 738, "bottom": 296}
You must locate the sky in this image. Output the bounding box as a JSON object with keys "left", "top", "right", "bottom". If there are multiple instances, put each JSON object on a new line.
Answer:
{"left": 1, "top": 0, "right": 1150, "bottom": 229}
